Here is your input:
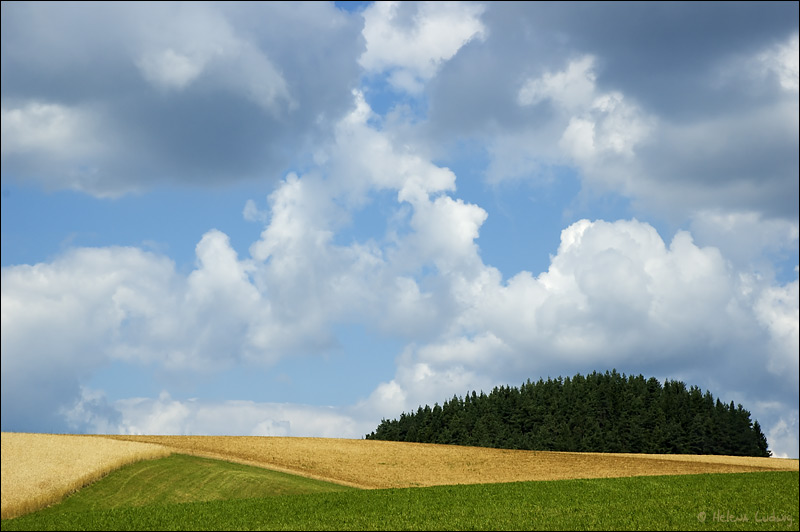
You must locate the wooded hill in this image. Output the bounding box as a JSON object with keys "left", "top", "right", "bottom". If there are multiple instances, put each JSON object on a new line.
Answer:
{"left": 365, "top": 370, "right": 771, "bottom": 457}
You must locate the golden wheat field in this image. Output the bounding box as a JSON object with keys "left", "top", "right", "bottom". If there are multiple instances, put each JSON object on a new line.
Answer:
{"left": 1, "top": 433, "right": 171, "bottom": 520}
{"left": 102, "top": 434, "right": 799, "bottom": 489}
{"left": 2, "top": 432, "right": 798, "bottom": 521}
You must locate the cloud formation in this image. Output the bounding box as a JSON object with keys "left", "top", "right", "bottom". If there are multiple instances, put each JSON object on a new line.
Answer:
{"left": 426, "top": 4, "right": 798, "bottom": 225}
{"left": 2, "top": 2, "right": 797, "bottom": 458}
{"left": 3, "top": 91, "right": 797, "bottom": 456}
{"left": 1, "top": 1, "right": 362, "bottom": 196}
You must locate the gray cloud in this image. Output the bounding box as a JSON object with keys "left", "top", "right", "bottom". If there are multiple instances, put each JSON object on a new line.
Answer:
{"left": 634, "top": 98, "right": 799, "bottom": 220}
{"left": 529, "top": 1, "right": 799, "bottom": 117}
{"left": 1, "top": 1, "right": 364, "bottom": 196}
{"left": 430, "top": 2, "right": 798, "bottom": 122}
{"left": 420, "top": 1, "right": 798, "bottom": 246}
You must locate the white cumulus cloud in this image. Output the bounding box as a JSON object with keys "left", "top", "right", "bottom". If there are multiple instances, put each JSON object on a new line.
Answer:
{"left": 360, "top": 1, "right": 486, "bottom": 93}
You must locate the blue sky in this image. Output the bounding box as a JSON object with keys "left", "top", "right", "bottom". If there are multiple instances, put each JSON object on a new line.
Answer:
{"left": 2, "top": 1, "right": 798, "bottom": 457}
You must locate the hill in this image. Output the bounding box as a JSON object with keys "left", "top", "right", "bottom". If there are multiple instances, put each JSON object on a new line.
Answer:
{"left": 3, "top": 432, "right": 797, "bottom": 520}
{"left": 366, "top": 370, "right": 772, "bottom": 456}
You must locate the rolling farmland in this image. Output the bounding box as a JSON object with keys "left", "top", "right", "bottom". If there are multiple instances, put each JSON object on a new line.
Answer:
{"left": 2, "top": 432, "right": 798, "bottom": 526}
{"left": 101, "top": 434, "right": 798, "bottom": 489}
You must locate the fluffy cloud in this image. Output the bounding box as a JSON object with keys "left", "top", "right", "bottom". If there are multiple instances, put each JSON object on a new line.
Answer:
{"left": 0, "top": 91, "right": 480, "bottom": 434}
{"left": 518, "top": 55, "right": 597, "bottom": 110}
{"left": 689, "top": 210, "right": 799, "bottom": 273}
{"left": 360, "top": 1, "right": 486, "bottom": 93}
{"left": 755, "top": 32, "right": 799, "bottom": 93}
{"left": 45, "top": 214, "right": 796, "bottom": 455}
{"left": 100, "top": 392, "right": 363, "bottom": 438}
{"left": 754, "top": 277, "right": 800, "bottom": 380}
{"left": 377, "top": 218, "right": 791, "bottom": 382}
{"left": 27, "top": 209, "right": 796, "bottom": 453}
{"left": 765, "top": 413, "right": 799, "bottom": 460}
{"left": 0, "top": 102, "right": 101, "bottom": 158}
{"left": 60, "top": 387, "right": 372, "bottom": 439}
{"left": 479, "top": 54, "right": 655, "bottom": 187}
{"left": 1, "top": 246, "right": 175, "bottom": 431}
{"left": 325, "top": 90, "right": 458, "bottom": 204}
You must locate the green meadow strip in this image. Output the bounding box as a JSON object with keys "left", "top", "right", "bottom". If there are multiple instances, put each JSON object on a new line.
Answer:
{"left": 37, "top": 453, "right": 356, "bottom": 512}
{"left": 2, "top": 471, "right": 797, "bottom": 531}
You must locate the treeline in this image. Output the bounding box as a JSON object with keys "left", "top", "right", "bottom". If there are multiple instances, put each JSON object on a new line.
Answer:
{"left": 365, "top": 370, "right": 771, "bottom": 457}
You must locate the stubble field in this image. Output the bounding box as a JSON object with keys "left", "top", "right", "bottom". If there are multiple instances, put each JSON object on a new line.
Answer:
{"left": 102, "top": 434, "right": 798, "bottom": 489}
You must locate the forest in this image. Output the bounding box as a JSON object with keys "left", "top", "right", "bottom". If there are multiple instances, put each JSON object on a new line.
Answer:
{"left": 365, "top": 370, "right": 771, "bottom": 457}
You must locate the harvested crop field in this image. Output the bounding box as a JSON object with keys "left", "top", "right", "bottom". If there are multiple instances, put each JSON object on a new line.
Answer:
{"left": 1, "top": 433, "right": 171, "bottom": 520}
{"left": 3, "top": 432, "right": 798, "bottom": 521}
{"left": 101, "top": 434, "right": 799, "bottom": 489}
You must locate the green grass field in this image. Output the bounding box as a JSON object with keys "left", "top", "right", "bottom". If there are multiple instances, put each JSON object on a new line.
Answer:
{"left": 1, "top": 454, "right": 797, "bottom": 531}
{"left": 35, "top": 453, "right": 356, "bottom": 511}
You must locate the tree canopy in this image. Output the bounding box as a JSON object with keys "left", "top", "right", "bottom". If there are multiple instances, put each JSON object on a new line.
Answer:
{"left": 365, "top": 370, "right": 771, "bottom": 457}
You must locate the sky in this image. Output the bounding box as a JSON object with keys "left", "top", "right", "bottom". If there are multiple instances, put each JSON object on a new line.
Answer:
{"left": 1, "top": 1, "right": 798, "bottom": 458}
